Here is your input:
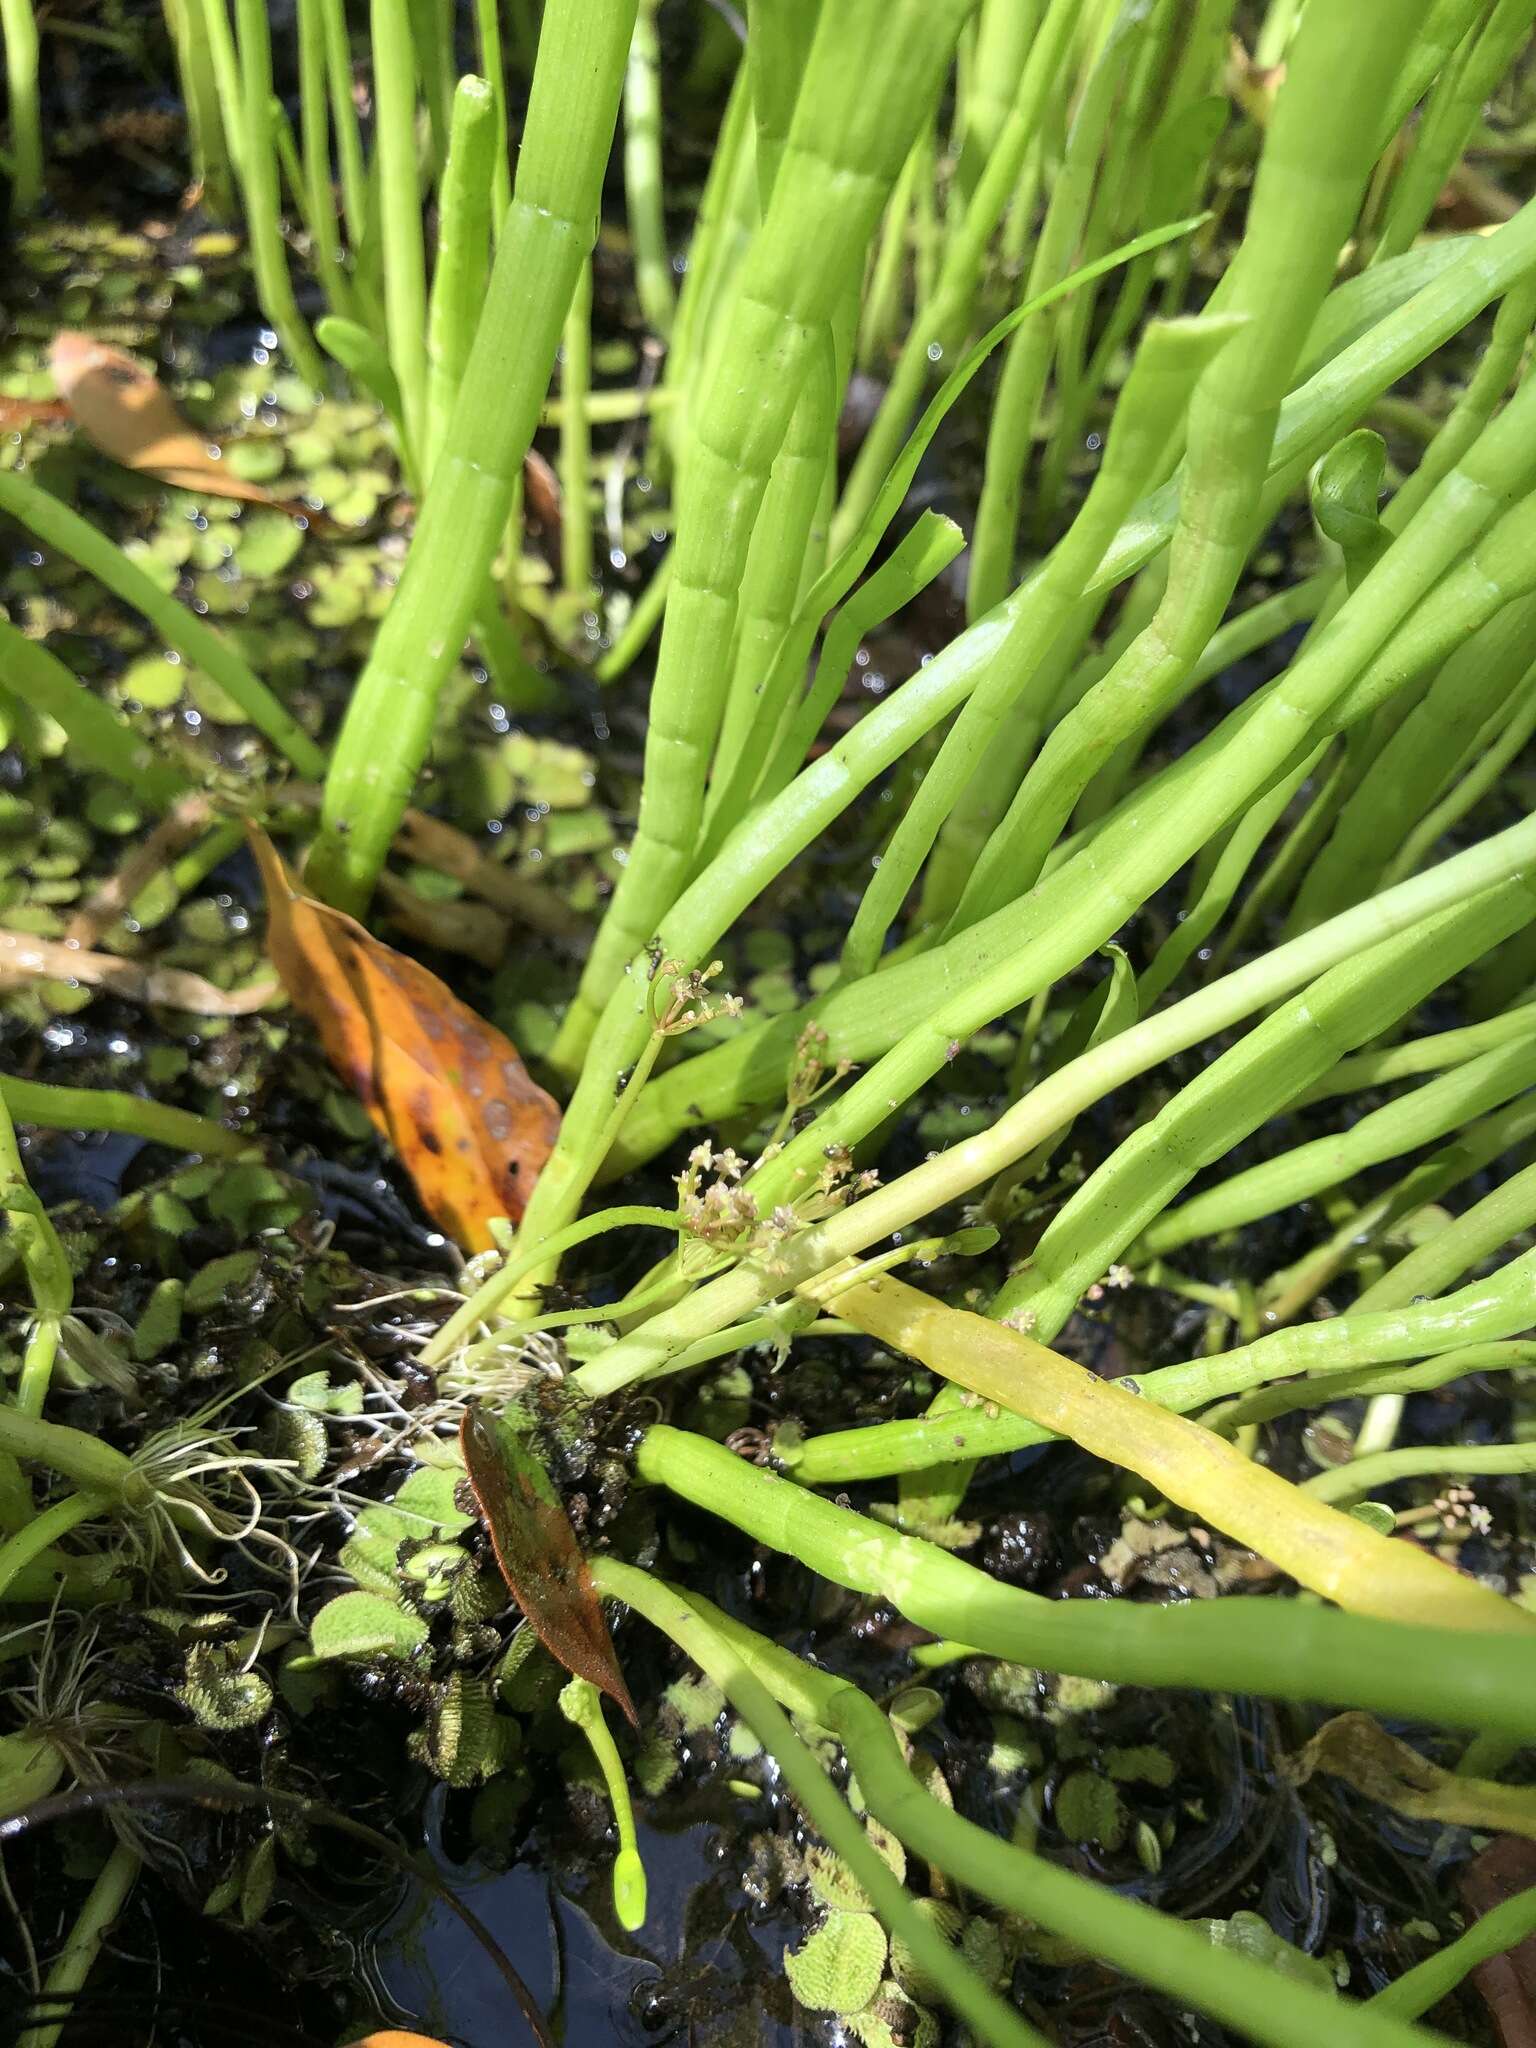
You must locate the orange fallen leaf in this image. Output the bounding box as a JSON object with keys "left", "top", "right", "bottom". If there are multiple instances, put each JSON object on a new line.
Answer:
{"left": 248, "top": 827, "right": 560, "bottom": 1251}
{"left": 461, "top": 1401, "right": 638, "bottom": 1726}
{"left": 348, "top": 2035, "right": 456, "bottom": 2047}
{"left": 47, "top": 331, "right": 320, "bottom": 518}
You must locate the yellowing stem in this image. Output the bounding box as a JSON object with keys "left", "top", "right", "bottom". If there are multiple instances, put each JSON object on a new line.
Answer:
{"left": 833, "top": 1272, "right": 1534, "bottom": 1637}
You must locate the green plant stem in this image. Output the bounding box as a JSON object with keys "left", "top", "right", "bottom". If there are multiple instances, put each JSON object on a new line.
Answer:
{"left": 559, "top": 257, "right": 595, "bottom": 607}
{"left": 841, "top": 312, "right": 1242, "bottom": 980}
{"left": 552, "top": 0, "right": 973, "bottom": 1069}
{"left": 0, "top": 1079, "right": 249, "bottom": 1158}
{"left": 309, "top": 0, "right": 638, "bottom": 914}
{"left": 1372, "top": 1882, "right": 1536, "bottom": 2017}
{"left": 601, "top": 1560, "right": 1450, "bottom": 2048}
{"left": 659, "top": 61, "right": 752, "bottom": 455}
{"left": 1208, "top": 1342, "right": 1536, "bottom": 1435}
{"left": 1292, "top": 594, "right": 1536, "bottom": 930}
{"left": 232, "top": 0, "right": 325, "bottom": 389}
{"left": 0, "top": 1406, "right": 134, "bottom": 1498}
{"left": 319, "top": 0, "right": 368, "bottom": 256}
{"left": 759, "top": 509, "right": 965, "bottom": 811}
{"left": 856, "top": 134, "right": 922, "bottom": 374}
{"left": 956, "top": 0, "right": 1435, "bottom": 919}
{"left": 0, "top": 1492, "right": 108, "bottom": 1603}
{"left": 796, "top": 1323, "right": 1536, "bottom": 1483}
{"left": 1137, "top": 747, "right": 1322, "bottom": 1009}
{"left": 609, "top": 220, "right": 1536, "bottom": 1161}
{"left": 559, "top": 1678, "right": 646, "bottom": 1930}
{"left": 1261, "top": 1094, "right": 1536, "bottom": 1325}
{"left": 1, "top": 0, "right": 43, "bottom": 215}
{"left": 0, "top": 1084, "right": 71, "bottom": 1420}
{"left": 424, "top": 76, "right": 495, "bottom": 478}
{"left": 591, "top": 1559, "right": 1054, "bottom": 2048}
{"left": 703, "top": 315, "right": 846, "bottom": 834}
{"left": 17, "top": 1839, "right": 140, "bottom": 2048}
{"left": 197, "top": 0, "right": 245, "bottom": 173}
{"left": 1139, "top": 1027, "right": 1536, "bottom": 1262}
{"left": 833, "top": 1269, "right": 1526, "bottom": 1632}
{"left": 0, "top": 621, "right": 190, "bottom": 809}
{"left": 573, "top": 813, "right": 1536, "bottom": 1394}
{"left": 967, "top": 0, "right": 1151, "bottom": 619}
{"left": 1308, "top": 1443, "right": 1536, "bottom": 1505}
{"left": 421, "top": 1206, "right": 685, "bottom": 1368}
{"left": 371, "top": 0, "right": 428, "bottom": 458}
{"left": 406, "top": 0, "right": 453, "bottom": 184}
{"left": 164, "top": 0, "right": 235, "bottom": 218}
{"left": 631, "top": 1426, "right": 1536, "bottom": 1735}
{"left": 595, "top": 551, "right": 672, "bottom": 683}
{"left": 295, "top": 0, "right": 350, "bottom": 320}
{"left": 0, "top": 473, "right": 324, "bottom": 779}
{"left": 1392, "top": 271, "right": 1536, "bottom": 533}
{"left": 1295, "top": 999, "right": 1536, "bottom": 1106}
{"left": 1386, "top": 676, "right": 1536, "bottom": 888}
{"left": 832, "top": 0, "right": 1082, "bottom": 550}
{"left": 1373, "top": 0, "right": 1536, "bottom": 266}
{"left": 826, "top": 1686, "right": 1444, "bottom": 2048}
{"left": 473, "top": 0, "right": 512, "bottom": 227}
{"left": 623, "top": 0, "right": 673, "bottom": 338}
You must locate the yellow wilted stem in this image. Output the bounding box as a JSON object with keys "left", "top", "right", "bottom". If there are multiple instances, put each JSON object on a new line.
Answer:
{"left": 831, "top": 1271, "right": 1534, "bottom": 1638}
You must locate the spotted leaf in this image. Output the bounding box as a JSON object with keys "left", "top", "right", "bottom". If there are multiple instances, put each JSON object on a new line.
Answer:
{"left": 250, "top": 828, "right": 559, "bottom": 1250}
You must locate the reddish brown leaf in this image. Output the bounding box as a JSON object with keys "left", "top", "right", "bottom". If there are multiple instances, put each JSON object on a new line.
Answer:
{"left": 48, "top": 332, "right": 320, "bottom": 519}
{"left": 1462, "top": 1839, "right": 1536, "bottom": 2048}
{"left": 0, "top": 396, "right": 71, "bottom": 430}
{"left": 460, "top": 1402, "right": 637, "bottom": 1727}
{"left": 249, "top": 828, "right": 560, "bottom": 1251}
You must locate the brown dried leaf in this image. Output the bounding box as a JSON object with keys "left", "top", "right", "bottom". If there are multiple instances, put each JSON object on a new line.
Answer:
{"left": 1462, "top": 1838, "right": 1536, "bottom": 2047}
{"left": 249, "top": 828, "right": 559, "bottom": 1251}
{"left": 460, "top": 1403, "right": 637, "bottom": 1726}
{"left": 0, "top": 926, "right": 277, "bottom": 1014}
{"left": 1287, "top": 1712, "right": 1536, "bottom": 1842}
{"left": 48, "top": 332, "right": 316, "bottom": 518}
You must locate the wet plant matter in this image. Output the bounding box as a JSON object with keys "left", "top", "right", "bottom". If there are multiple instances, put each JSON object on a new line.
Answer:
{"left": 5, "top": 0, "right": 1536, "bottom": 2043}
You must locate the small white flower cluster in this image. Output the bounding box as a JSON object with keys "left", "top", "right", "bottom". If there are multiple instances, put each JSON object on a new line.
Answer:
{"left": 674, "top": 1135, "right": 878, "bottom": 1273}
{"left": 649, "top": 956, "right": 744, "bottom": 1037}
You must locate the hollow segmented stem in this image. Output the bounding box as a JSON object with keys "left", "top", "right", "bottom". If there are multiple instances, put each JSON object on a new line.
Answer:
{"left": 309, "top": 0, "right": 639, "bottom": 913}
{"left": 631, "top": 1426, "right": 1536, "bottom": 1735}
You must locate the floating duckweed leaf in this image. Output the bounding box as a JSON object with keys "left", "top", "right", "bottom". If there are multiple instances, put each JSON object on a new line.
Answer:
{"left": 393, "top": 1464, "right": 475, "bottom": 1535}
{"left": 807, "top": 1844, "right": 873, "bottom": 1914}
{"left": 889, "top": 1898, "right": 964, "bottom": 2003}
{"left": 460, "top": 1403, "right": 636, "bottom": 1727}
{"left": 1191, "top": 1910, "right": 1337, "bottom": 1992}
{"left": 961, "top": 1915, "right": 1009, "bottom": 1990}
{"left": 310, "top": 1590, "right": 429, "bottom": 1661}
{"left": 417, "top": 1671, "right": 502, "bottom": 1787}
{"left": 1348, "top": 1499, "right": 1397, "bottom": 1536}
{"left": 1105, "top": 1743, "right": 1176, "bottom": 1788}
{"left": 184, "top": 1249, "right": 261, "bottom": 1312}
{"left": 177, "top": 1643, "right": 273, "bottom": 1731}
{"left": 1054, "top": 1769, "right": 1128, "bottom": 1851}
{"left": 257, "top": 1405, "right": 328, "bottom": 1481}
{"left": 288, "top": 1369, "right": 364, "bottom": 1417}
{"left": 239, "top": 1834, "right": 277, "bottom": 1927}
{"left": 785, "top": 1909, "right": 888, "bottom": 2015}
{"left": 249, "top": 828, "right": 559, "bottom": 1250}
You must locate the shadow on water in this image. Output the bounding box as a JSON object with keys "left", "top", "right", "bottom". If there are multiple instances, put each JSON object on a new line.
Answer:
{"left": 369, "top": 1805, "right": 803, "bottom": 2047}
